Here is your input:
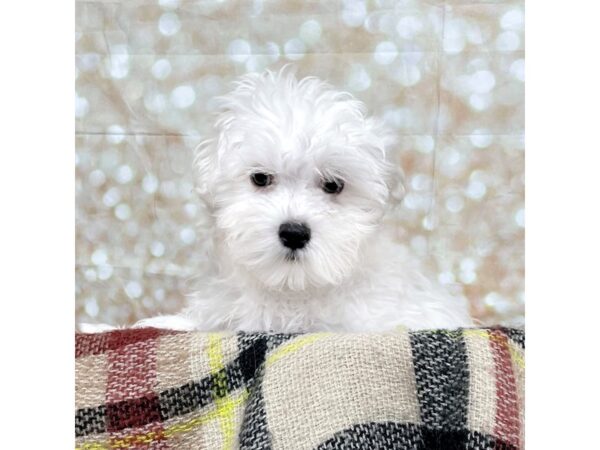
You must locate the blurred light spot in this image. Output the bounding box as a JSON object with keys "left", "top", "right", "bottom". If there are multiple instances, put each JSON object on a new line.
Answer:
{"left": 446, "top": 195, "right": 465, "bottom": 213}
{"left": 470, "top": 132, "right": 493, "bottom": 148}
{"left": 246, "top": 55, "right": 265, "bottom": 72}
{"left": 439, "top": 271, "right": 456, "bottom": 285}
{"left": 299, "top": 20, "right": 322, "bottom": 45}
{"left": 411, "top": 174, "right": 431, "bottom": 191}
{"left": 154, "top": 288, "right": 165, "bottom": 301}
{"left": 152, "top": 59, "right": 172, "bottom": 80}
{"left": 170, "top": 85, "right": 196, "bottom": 109}
{"left": 265, "top": 42, "right": 280, "bottom": 62}
{"left": 410, "top": 235, "right": 427, "bottom": 255}
{"left": 444, "top": 20, "right": 466, "bottom": 53}
{"left": 201, "top": 75, "right": 222, "bottom": 95}
{"left": 89, "top": 170, "right": 106, "bottom": 187}
{"left": 403, "top": 193, "right": 419, "bottom": 210}
{"left": 160, "top": 180, "right": 178, "bottom": 198}
{"left": 415, "top": 135, "right": 435, "bottom": 154}
{"left": 396, "top": 16, "right": 423, "bottom": 39}
{"left": 510, "top": 58, "right": 525, "bottom": 82}
{"left": 422, "top": 214, "right": 437, "bottom": 231}
{"left": 441, "top": 148, "right": 462, "bottom": 169}
{"left": 460, "top": 258, "right": 477, "bottom": 273}
{"left": 347, "top": 64, "right": 371, "bottom": 91}
{"left": 159, "top": 0, "right": 179, "bottom": 10}
{"left": 484, "top": 292, "right": 512, "bottom": 315}
{"left": 85, "top": 297, "right": 99, "bottom": 317}
{"left": 466, "top": 24, "right": 484, "bottom": 45}
{"left": 97, "top": 264, "right": 113, "bottom": 281}
{"left": 158, "top": 12, "right": 181, "bottom": 36}
{"left": 180, "top": 227, "right": 196, "bottom": 244}
{"left": 228, "top": 39, "right": 251, "bottom": 63}
{"left": 102, "top": 187, "right": 121, "bottom": 207}
{"left": 392, "top": 62, "right": 421, "bottom": 87}
{"left": 470, "top": 70, "right": 496, "bottom": 94}
{"left": 151, "top": 241, "right": 166, "bottom": 257}
{"left": 496, "top": 31, "right": 520, "bottom": 52}
{"left": 379, "top": 12, "right": 397, "bottom": 34}
{"left": 179, "top": 180, "right": 194, "bottom": 198}
{"left": 84, "top": 268, "right": 97, "bottom": 282}
{"left": 116, "top": 165, "right": 133, "bottom": 184}
{"left": 466, "top": 180, "right": 487, "bottom": 200}
{"left": 125, "top": 281, "right": 143, "bottom": 299}
{"left": 364, "top": 13, "right": 379, "bottom": 33}
{"left": 515, "top": 208, "right": 525, "bottom": 228}
{"left": 469, "top": 93, "right": 492, "bottom": 111}
{"left": 91, "top": 249, "right": 108, "bottom": 265}
{"left": 460, "top": 270, "right": 477, "bottom": 284}
{"left": 342, "top": 0, "right": 366, "bottom": 27}
{"left": 78, "top": 53, "right": 100, "bottom": 72}
{"left": 500, "top": 9, "right": 524, "bottom": 31}
{"left": 251, "top": 0, "right": 264, "bottom": 16}
{"left": 185, "top": 203, "right": 198, "bottom": 218}
{"left": 115, "top": 203, "right": 132, "bottom": 221}
{"left": 284, "top": 38, "right": 306, "bottom": 61}
{"left": 476, "top": 242, "right": 493, "bottom": 258}
{"left": 383, "top": 107, "right": 412, "bottom": 130}
{"left": 144, "top": 92, "right": 167, "bottom": 113}
{"left": 75, "top": 95, "right": 89, "bottom": 118}
{"left": 107, "top": 46, "right": 129, "bottom": 79}
{"left": 142, "top": 173, "right": 159, "bottom": 193}
{"left": 374, "top": 41, "right": 397, "bottom": 65}
{"left": 106, "top": 125, "right": 125, "bottom": 144}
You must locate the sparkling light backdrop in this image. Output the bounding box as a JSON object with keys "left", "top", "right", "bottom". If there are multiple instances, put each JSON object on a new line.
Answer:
{"left": 76, "top": 0, "right": 524, "bottom": 327}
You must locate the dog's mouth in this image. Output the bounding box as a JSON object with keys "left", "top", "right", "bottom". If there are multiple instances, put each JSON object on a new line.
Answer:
{"left": 284, "top": 250, "right": 300, "bottom": 262}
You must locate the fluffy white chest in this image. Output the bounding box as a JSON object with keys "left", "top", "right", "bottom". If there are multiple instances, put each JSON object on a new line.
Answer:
{"left": 182, "top": 240, "right": 472, "bottom": 332}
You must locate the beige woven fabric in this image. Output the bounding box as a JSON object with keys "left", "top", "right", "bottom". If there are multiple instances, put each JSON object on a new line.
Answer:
{"left": 263, "top": 333, "right": 421, "bottom": 449}
{"left": 464, "top": 330, "right": 497, "bottom": 436}
{"left": 75, "top": 353, "right": 108, "bottom": 409}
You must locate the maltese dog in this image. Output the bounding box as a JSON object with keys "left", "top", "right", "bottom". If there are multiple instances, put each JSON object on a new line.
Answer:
{"left": 82, "top": 68, "right": 473, "bottom": 333}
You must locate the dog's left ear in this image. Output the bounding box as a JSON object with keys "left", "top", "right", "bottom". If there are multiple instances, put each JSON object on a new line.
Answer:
{"left": 193, "top": 137, "right": 219, "bottom": 208}
{"left": 365, "top": 117, "right": 406, "bottom": 206}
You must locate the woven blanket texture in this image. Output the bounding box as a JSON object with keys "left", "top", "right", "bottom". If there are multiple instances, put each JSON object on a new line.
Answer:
{"left": 75, "top": 327, "right": 524, "bottom": 450}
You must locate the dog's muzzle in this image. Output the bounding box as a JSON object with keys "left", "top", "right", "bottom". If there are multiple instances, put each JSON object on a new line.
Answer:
{"left": 278, "top": 222, "right": 311, "bottom": 250}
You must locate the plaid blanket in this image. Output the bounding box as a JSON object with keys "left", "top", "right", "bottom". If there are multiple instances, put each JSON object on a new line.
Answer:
{"left": 75, "top": 328, "right": 524, "bottom": 449}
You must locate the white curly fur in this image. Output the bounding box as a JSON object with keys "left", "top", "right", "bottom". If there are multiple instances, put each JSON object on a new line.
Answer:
{"left": 84, "top": 68, "right": 473, "bottom": 333}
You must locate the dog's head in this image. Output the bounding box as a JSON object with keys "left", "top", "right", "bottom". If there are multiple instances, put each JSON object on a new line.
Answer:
{"left": 195, "top": 69, "right": 403, "bottom": 291}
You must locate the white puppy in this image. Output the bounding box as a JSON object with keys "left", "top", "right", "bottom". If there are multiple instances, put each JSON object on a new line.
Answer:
{"left": 84, "top": 69, "right": 473, "bottom": 333}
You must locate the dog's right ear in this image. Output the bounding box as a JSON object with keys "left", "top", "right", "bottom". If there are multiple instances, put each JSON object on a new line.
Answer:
{"left": 365, "top": 117, "right": 406, "bottom": 207}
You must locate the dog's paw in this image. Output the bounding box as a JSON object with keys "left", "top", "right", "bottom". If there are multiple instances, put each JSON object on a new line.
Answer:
{"left": 77, "top": 322, "right": 119, "bottom": 333}
{"left": 132, "top": 315, "right": 196, "bottom": 331}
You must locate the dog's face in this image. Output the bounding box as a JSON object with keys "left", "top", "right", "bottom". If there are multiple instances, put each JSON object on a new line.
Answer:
{"left": 196, "top": 71, "right": 400, "bottom": 291}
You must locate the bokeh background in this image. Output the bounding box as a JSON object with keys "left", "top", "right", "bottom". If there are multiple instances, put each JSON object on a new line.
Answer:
{"left": 75, "top": 0, "right": 524, "bottom": 327}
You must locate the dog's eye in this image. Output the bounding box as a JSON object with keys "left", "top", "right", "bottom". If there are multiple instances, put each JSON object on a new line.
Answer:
{"left": 321, "top": 178, "right": 344, "bottom": 194}
{"left": 250, "top": 172, "right": 273, "bottom": 188}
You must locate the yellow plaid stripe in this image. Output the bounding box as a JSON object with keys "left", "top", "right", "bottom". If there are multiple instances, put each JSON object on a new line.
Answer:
{"left": 207, "top": 333, "right": 241, "bottom": 450}
{"left": 266, "top": 333, "right": 329, "bottom": 366}
{"left": 464, "top": 328, "right": 524, "bottom": 369}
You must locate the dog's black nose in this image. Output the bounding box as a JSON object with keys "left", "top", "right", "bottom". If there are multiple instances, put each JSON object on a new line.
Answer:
{"left": 278, "top": 222, "right": 311, "bottom": 250}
